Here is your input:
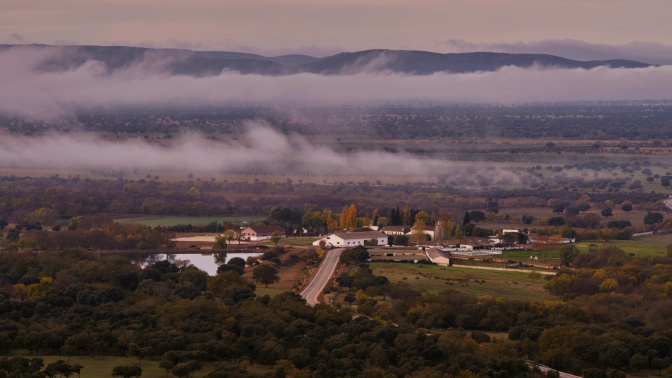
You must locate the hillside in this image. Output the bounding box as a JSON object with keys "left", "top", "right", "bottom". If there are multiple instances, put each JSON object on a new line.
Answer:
{"left": 0, "top": 44, "right": 654, "bottom": 77}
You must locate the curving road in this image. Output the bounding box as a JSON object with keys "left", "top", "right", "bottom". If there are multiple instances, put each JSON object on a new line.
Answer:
{"left": 526, "top": 361, "right": 581, "bottom": 378}
{"left": 301, "top": 248, "right": 344, "bottom": 306}
{"left": 665, "top": 197, "right": 672, "bottom": 211}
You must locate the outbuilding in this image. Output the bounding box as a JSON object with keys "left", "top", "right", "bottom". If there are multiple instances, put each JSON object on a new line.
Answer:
{"left": 240, "top": 225, "right": 285, "bottom": 242}
{"left": 324, "top": 231, "right": 388, "bottom": 247}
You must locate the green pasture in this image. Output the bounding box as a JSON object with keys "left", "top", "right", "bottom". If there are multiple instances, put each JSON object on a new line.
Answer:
{"left": 115, "top": 216, "right": 264, "bottom": 227}
{"left": 16, "top": 354, "right": 273, "bottom": 377}
{"left": 634, "top": 233, "right": 672, "bottom": 246}
{"left": 369, "top": 262, "right": 553, "bottom": 302}
{"left": 247, "top": 259, "right": 306, "bottom": 297}
{"left": 18, "top": 355, "right": 210, "bottom": 377}
{"left": 499, "top": 248, "right": 561, "bottom": 266}
{"left": 503, "top": 234, "right": 670, "bottom": 263}
{"left": 574, "top": 240, "right": 666, "bottom": 257}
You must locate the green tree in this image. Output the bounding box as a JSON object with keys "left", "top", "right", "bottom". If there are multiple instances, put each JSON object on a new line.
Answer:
{"left": 270, "top": 231, "right": 282, "bottom": 246}
{"left": 376, "top": 217, "right": 389, "bottom": 227}
{"left": 343, "top": 292, "right": 356, "bottom": 307}
{"left": 228, "top": 257, "right": 246, "bottom": 269}
{"left": 213, "top": 235, "right": 227, "bottom": 249}
{"left": 528, "top": 271, "right": 542, "bottom": 282}
{"left": 252, "top": 264, "right": 280, "bottom": 288}
{"left": 44, "top": 360, "right": 74, "bottom": 378}
{"left": 394, "top": 235, "right": 409, "bottom": 246}
{"left": 172, "top": 361, "right": 202, "bottom": 378}
{"left": 601, "top": 208, "right": 613, "bottom": 218}
{"left": 462, "top": 211, "right": 471, "bottom": 226}
{"left": 469, "top": 210, "right": 486, "bottom": 224}
{"left": 411, "top": 218, "right": 427, "bottom": 243}
{"left": 559, "top": 244, "right": 580, "bottom": 266}
{"left": 223, "top": 229, "right": 237, "bottom": 244}
{"left": 112, "top": 366, "right": 142, "bottom": 378}
{"left": 620, "top": 201, "right": 633, "bottom": 219}
{"left": 159, "top": 361, "right": 175, "bottom": 376}
{"left": 644, "top": 212, "right": 664, "bottom": 225}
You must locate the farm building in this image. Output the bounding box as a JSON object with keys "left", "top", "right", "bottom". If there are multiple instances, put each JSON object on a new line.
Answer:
{"left": 409, "top": 224, "right": 435, "bottom": 239}
{"left": 323, "top": 231, "right": 388, "bottom": 247}
{"left": 240, "top": 225, "right": 285, "bottom": 241}
{"left": 441, "top": 237, "right": 493, "bottom": 251}
{"left": 425, "top": 248, "right": 451, "bottom": 266}
{"left": 380, "top": 226, "right": 407, "bottom": 236}
{"left": 368, "top": 247, "right": 428, "bottom": 262}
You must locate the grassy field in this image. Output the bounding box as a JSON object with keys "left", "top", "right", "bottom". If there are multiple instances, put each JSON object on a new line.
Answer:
{"left": 245, "top": 260, "right": 306, "bottom": 297}
{"left": 574, "top": 240, "right": 667, "bottom": 257}
{"left": 28, "top": 355, "right": 209, "bottom": 377}
{"left": 22, "top": 354, "right": 273, "bottom": 377}
{"left": 634, "top": 233, "right": 672, "bottom": 246}
{"left": 369, "top": 262, "right": 553, "bottom": 302}
{"left": 502, "top": 235, "right": 670, "bottom": 263}
{"left": 115, "top": 216, "right": 264, "bottom": 227}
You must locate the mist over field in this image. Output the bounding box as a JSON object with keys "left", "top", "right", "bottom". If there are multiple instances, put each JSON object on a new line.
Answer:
{"left": 1, "top": 47, "right": 672, "bottom": 119}
{"left": 0, "top": 122, "right": 448, "bottom": 176}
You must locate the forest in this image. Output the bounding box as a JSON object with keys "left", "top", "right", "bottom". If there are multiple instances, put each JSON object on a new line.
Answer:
{"left": 3, "top": 243, "right": 672, "bottom": 377}
{"left": 4, "top": 102, "right": 672, "bottom": 141}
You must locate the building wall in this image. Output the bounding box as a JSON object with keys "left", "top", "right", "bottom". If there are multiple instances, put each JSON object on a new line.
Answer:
{"left": 327, "top": 236, "right": 388, "bottom": 247}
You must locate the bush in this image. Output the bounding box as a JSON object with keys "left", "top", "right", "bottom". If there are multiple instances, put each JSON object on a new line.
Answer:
{"left": 395, "top": 235, "right": 409, "bottom": 246}
{"left": 261, "top": 251, "right": 278, "bottom": 261}
{"left": 606, "top": 220, "right": 631, "bottom": 229}
{"left": 548, "top": 217, "right": 565, "bottom": 227}
{"left": 644, "top": 212, "right": 664, "bottom": 225}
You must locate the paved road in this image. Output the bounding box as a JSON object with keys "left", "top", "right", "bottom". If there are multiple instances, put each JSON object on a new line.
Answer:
{"left": 301, "top": 248, "right": 344, "bottom": 306}
{"left": 665, "top": 198, "right": 672, "bottom": 211}
{"left": 526, "top": 361, "right": 581, "bottom": 378}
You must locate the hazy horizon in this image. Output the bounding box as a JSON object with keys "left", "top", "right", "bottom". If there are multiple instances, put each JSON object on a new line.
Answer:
{"left": 2, "top": 0, "right": 672, "bottom": 62}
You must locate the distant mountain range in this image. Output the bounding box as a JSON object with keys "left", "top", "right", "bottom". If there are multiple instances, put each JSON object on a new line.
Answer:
{"left": 0, "top": 44, "right": 654, "bottom": 76}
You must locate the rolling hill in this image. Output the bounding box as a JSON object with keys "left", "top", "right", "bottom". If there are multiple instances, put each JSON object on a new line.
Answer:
{"left": 0, "top": 44, "right": 654, "bottom": 77}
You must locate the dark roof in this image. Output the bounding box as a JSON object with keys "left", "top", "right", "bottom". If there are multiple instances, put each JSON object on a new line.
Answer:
{"left": 332, "top": 231, "right": 387, "bottom": 240}
{"left": 245, "top": 225, "right": 285, "bottom": 234}
{"left": 443, "top": 237, "right": 491, "bottom": 247}
{"left": 381, "top": 226, "right": 406, "bottom": 232}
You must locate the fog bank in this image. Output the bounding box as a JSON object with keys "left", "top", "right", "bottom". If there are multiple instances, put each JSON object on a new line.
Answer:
{"left": 0, "top": 123, "right": 444, "bottom": 176}
{"left": 2, "top": 47, "right": 672, "bottom": 119}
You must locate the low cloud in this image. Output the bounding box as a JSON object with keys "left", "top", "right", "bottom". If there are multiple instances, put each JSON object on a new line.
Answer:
{"left": 0, "top": 122, "right": 441, "bottom": 176}
{"left": 2, "top": 46, "right": 672, "bottom": 119}
{"left": 444, "top": 39, "right": 672, "bottom": 65}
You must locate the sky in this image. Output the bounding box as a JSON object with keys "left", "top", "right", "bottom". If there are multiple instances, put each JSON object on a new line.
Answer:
{"left": 1, "top": 0, "right": 671, "bottom": 58}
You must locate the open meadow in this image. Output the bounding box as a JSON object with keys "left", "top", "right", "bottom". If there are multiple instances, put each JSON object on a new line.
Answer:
{"left": 115, "top": 216, "right": 264, "bottom": 227}
{"left": 19, "top": 354, "right": 273, "bottom": 378}
{"left": 367, "top": 262, "right": 554, "bottom": 302}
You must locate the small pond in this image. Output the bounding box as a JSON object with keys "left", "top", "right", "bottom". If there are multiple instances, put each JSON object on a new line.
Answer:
{"left": 135, "top": 252, "right": 263, "bottom": 275}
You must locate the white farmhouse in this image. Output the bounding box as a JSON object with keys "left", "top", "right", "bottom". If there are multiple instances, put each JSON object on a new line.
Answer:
{"left": 324, "top": 231, "right": 388, "bottom": 247}
{"left": 240, "top": 225, "right": 285, "bottom": 242}
{"left": 380, "top": 226, "right": 407, "bottom": 236}
{"left": 410, "top": 224, "right": 435, "bottom": 239}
